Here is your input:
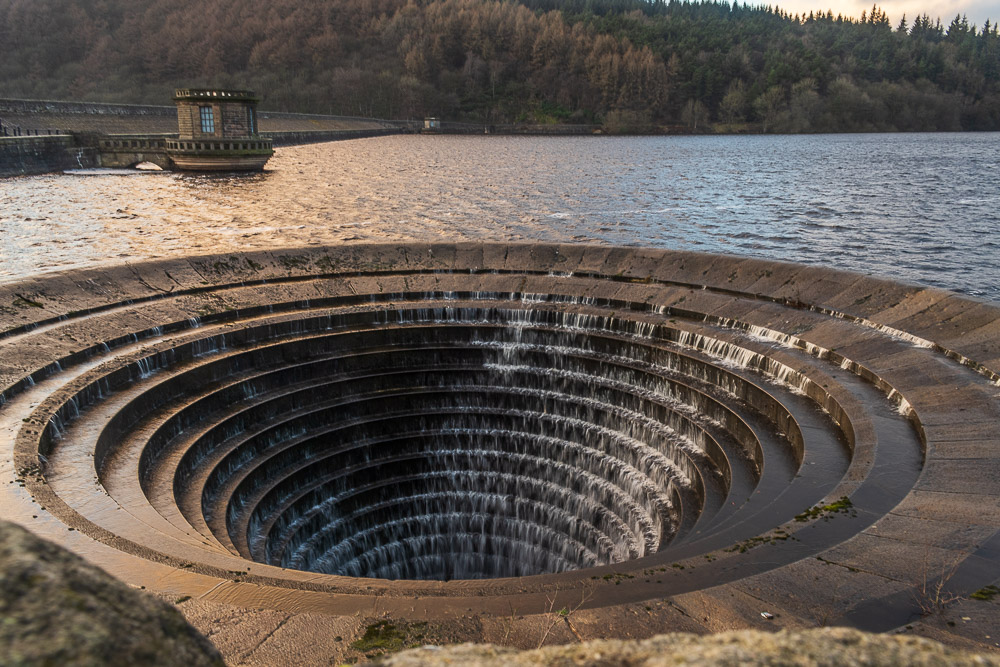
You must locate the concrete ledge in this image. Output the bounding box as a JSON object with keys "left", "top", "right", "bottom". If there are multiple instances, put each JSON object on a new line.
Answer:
{"left": 0, "top": 243, "right": 997, "bottom": 657}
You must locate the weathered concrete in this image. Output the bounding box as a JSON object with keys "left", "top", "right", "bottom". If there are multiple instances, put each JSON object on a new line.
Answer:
{"left": 0, "top": 135, "right": 97, "bottom": 177}
{"left": 0, "top": 243, "right": 998, "bottom": 663}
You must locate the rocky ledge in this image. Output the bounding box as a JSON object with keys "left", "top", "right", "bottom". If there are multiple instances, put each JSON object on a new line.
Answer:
{"left": 2, "top": 519, "right": 996, "bottom": 666}
{"left": 0, "top": 520, "right": 223, "bottom": 666}
{"left": 375, "top": 628, "right": 1000, "bottom": 666}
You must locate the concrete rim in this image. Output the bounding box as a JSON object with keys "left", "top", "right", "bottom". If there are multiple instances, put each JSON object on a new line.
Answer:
{"left": 1, "top": 242, "right": 998, "bottom": 629}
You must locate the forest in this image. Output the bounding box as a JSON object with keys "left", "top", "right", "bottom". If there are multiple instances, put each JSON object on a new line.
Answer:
{"left": 1, "top": 0, "right": 998, "bottom": 132}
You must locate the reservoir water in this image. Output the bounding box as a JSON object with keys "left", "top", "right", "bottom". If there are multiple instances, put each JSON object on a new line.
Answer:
{"left": 2, "top": 132, "right": 998, "bottom": 302}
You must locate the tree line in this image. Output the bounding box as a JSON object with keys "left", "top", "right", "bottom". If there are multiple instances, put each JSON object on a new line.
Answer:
{"left": 1, "top": 0, "right": 997, "bottom": 132}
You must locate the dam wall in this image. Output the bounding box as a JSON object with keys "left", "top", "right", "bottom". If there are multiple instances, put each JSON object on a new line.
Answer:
{"left": 429, "top": 120, "right": 600, "bottom": 134}
{"left": 0, "top": 128, "right": 409, "bottom": 176}
{"left": 0, "top": 99, "right": 177, "bottom": 136}
{"left": 0, "top": 96, "right": 606, "bottom": 176}
{"left": 0, "top": 98, "right": 173, "bottom": 116}
{"left": 0, "top": 135, "right": 98, "bottom": 177}
{"left": 263, "top": 127, "right": 409, "bottom": 146}
{"left": 0, "top": 97, "right": 415, "bottom": 175}
{"left": 0, "top": 98, "right": 405, "bottom": 137}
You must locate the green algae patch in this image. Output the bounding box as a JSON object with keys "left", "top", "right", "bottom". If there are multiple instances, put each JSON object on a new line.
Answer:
{"left": 13, "top": 293, "right": 44, "bottom": 308}
{"left": 971, "top": 585, "right": 1000, "bottom": 601}
{"left": 351, "top": 620, "right": 427, "bottom": 658}
{"left": 795, "top": 496, "right": 855, "bottom": 522}
{"left": 724, "top": 528, "right": 795, "bottom": 554}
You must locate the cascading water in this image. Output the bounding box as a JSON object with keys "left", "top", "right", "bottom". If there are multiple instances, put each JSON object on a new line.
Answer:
{"left": 8, "top": 243, "right": 990, "bottom": 632}
{"left": 15, "top": 290, "right": 827, "bottom": 582}
{"left": 205, "top": 303, "right": 713, "bottom": 580}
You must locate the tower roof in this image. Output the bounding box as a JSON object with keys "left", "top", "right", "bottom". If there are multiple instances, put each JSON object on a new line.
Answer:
{"left": 173, "top": 89, "right": 260, "bottom": 103}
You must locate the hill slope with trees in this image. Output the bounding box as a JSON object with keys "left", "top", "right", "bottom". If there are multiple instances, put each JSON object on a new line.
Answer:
{"left": 1, "top": 0, "right": 997, "bottom": 131}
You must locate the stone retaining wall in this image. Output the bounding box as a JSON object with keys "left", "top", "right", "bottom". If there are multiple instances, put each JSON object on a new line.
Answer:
{"left": 0, "top": 135, "right": 97, "bottom": 177}
{"left": 264, "top": 128, "right": 409, "bottom": 146}
{"left": 434, "top": 121, "right": 600, "bottom": 135}
{"left": 0, "top": 98, "right": 173, "bottom": 117}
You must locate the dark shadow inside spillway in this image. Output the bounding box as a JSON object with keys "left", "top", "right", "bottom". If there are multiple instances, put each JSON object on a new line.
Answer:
{"left": 11, "top": 245, "right": 991, "bottom": 629}
{"left": 94, "top": 293, "right": 836, "bottom": 581}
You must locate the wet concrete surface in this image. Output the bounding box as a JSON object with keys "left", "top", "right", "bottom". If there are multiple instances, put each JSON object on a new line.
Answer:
{"left": 1, "top": 243, "right": 999, "bottom": 662}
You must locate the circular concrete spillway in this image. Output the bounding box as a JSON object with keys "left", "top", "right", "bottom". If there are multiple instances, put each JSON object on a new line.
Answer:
{"left": 1, "top": 243, "right": 999, "bottom": 628}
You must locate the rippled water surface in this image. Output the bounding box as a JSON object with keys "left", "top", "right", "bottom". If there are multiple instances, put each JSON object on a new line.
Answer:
{"left": 2, "top": 133, "right": 998, "bottom": 301}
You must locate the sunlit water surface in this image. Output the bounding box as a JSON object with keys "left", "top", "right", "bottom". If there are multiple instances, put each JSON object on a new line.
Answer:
{"left": 2, "top": 133, "right": 998, "bottom": 301}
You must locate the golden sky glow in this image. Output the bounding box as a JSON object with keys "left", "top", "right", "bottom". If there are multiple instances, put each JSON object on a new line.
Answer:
{"left": 774, "top": 1, "right": 997, "bottom": 27}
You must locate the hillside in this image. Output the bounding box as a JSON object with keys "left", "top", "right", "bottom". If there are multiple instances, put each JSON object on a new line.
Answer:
{"left": 1, "top": 0, "right": 998, "bottom": 131}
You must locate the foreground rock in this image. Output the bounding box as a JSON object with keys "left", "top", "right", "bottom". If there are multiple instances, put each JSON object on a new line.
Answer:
{"left": 374, "top": 628, "right": 1000, "bottom": 666}
{"left": 0, "top": 521, "right": 223, "bottom": 666}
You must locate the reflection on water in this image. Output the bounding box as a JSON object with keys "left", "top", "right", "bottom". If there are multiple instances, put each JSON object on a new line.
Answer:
{"left": 1, "top": 133, "right": 998, "bottom": 301}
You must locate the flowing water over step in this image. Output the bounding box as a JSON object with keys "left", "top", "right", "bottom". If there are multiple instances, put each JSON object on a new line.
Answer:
{"left": 5, "top": 289, "right": 873, "bottom": 581}
{"left": 1, "top": 244, "right": 996, "bottom": 629}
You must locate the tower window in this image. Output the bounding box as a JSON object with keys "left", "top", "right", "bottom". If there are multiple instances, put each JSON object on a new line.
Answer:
{"left": 200, "top": 106, "right": 215, "bottom": 133}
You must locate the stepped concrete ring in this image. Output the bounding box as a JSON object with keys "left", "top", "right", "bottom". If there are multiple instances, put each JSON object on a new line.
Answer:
{"left": 1, "top": 242, "right": 998, "bottom": 629}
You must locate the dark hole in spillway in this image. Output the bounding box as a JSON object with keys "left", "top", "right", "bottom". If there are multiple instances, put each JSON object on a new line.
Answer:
{"left": 11, "top": 245, "right": 991, "bottom": 625}
{"left": 119, "top": 293, "right": 809, "bottom": 581}
{"left": 22, "top": 284, "right": 853, "bottom": 585}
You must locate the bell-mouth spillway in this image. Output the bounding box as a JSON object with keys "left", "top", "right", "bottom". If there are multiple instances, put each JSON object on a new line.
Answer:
{"left": 1, "top": 243, "right": 998, "bottom": 627}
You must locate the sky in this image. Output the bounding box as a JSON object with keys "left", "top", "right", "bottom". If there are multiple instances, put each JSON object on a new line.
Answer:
{"left": 772, "top": 1, "right": 998, "bottom": 27}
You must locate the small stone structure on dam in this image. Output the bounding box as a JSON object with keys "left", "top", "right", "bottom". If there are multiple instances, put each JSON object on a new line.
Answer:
{"left": 0, "top": 96, "right": 403, "bottom": 177}
{"left": 1, "top": 243, "right": 999, "bottom": 655}
{"left": 161, "top": 88, "right": 273, "bottom": 171}
{"left": 96, "top": 89, "right": 274, "bottom": 171}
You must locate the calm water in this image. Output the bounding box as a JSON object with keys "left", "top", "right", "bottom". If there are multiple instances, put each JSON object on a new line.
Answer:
{"left": 2, "top": 133, "right": 998, "bottom": 302}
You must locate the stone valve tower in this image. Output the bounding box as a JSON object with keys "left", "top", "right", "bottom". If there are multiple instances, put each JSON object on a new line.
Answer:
{"left": 164, "top": 89, "right": 273, "bottom": 171}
